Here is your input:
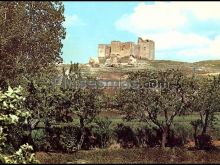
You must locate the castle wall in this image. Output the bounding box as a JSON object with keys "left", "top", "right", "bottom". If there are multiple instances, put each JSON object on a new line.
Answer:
{"left": 105, "top": 45, "right": 111, "bottom": 58}
{"left": 134, "top": 45, "right": 140, "bottom": 59}
{"left": 131, "top": 43, "right": 137, "bottom": 56}
{"left": 98, "top": 44, "right": 106, "bottom": 58}
{"left": 120, "top": 42, "right": 134, "bottom": 58}
{"left": 97, "top": 37, "right": 155, "bottom": 64}
{"left": 110, "top": 41, "right": 121, "bottom": 55}
{"left": 98, "top": 44, "right": 107, "bottom": 63}
{"left": 137, "top": 37, "right": 154, "bottom": 60}
{"left": 149, "top": 41, "right": 155, "bottom": 60}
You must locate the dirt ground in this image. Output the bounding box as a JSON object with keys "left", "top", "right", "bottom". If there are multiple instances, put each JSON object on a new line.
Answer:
{"left": 35, "top": 141, "right": 220, "bottom": 164}
{"left": 185, "top": 140, "right": 220, "bottom": 148}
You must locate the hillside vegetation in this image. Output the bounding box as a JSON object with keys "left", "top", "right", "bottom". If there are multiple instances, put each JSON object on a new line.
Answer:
{"left": 57, "top": 60, "right": 220, "bottom": 79}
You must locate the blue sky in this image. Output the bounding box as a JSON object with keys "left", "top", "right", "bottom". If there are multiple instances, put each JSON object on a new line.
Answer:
{"left": 62, "top": 1, "right": 220, "bottom": 64}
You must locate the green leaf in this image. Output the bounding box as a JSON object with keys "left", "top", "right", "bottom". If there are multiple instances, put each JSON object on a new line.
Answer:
{"left": 3, "top": 101, "right": 8, "bottom": 108}
{"left": 9, "top": 104, "right": 15, "bottom": 109}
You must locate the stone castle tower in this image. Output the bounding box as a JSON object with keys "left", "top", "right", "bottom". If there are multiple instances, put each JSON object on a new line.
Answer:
{"left": 98, "top": 37, "right": 155, "bottom": 64}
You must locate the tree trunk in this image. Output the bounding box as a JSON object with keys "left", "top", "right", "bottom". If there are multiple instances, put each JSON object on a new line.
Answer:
{"left": 193, "top": 125, "right": 198, "bottom": 148}
{"left": 161, "top": 126, "right": 169, "bottom": 148}
{"left": 201, "top": 112, "right": 209, "bottom": 136}
{"left": 77, "top": 117, "right": 85, "bottom": 150}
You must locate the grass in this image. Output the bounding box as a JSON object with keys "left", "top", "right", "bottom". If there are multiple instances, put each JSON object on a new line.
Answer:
{"left": 33, "top": 111, "right": 220, "bottom": 164}
{"left": 45, "top": 111, "right": 219, "bottom": 141}
{"left": 35, "top": 147, "right": 220, "bottom": 164}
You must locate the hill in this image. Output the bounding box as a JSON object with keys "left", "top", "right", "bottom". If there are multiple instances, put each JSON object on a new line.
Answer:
{"left": 57, "top": 60, "right": 220, "bottom": 79}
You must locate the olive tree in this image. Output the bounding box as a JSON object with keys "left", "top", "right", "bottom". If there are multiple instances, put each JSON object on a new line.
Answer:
{"left": 190, "top": 75, "right": 220, "bottom": 149}
{"left": 118, "top": 69, "right": 194, "bottom": 148}
{"left": 59, "top": 63, "right": 103, "bottom": 150}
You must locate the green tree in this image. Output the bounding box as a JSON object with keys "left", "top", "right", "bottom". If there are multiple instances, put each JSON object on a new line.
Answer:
{"left": 62, "top": 63, "right": 103, "bottom": 150}
{"left": 190, "top": 75, "right": 220, "bottom": 149}
{"left": 118, "top": 69, "right": 194, "bottom": 148}
{"left": 0, "top": 1, "right": 65, "bottom": 88}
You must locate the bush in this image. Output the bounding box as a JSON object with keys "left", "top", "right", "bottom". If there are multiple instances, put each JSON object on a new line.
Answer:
{"left": 114, "top": 122, "right": 194, "bottom": 148}
{"left": 47, "top": 125, "right": 81, "bottom": 152}
{"left": 89, "top": 117, "right": 113, "bottom": 148}
{"left": 167, "top": 123, "right": 193, "bottom": 147}
{"left": 58, "top": 126, "right": 80, "bottom": 152}
{"left": 136, "top": 126, "right": 161, "bottom": 147}
{"left": 30, "top": 125, "right": 81, "bottom": 152}
{"left": 31, "top": 122, "right": 114, "bottom": 152}
{"left": 114, "top": 123, "right": 138, "bottom": 148}
{"left": 31, "top": 129, "right": 51, "bottom": 152}
{"left": 0, "top": 86, "right": 38, "bottom": 163}
{"left": 3, "top": 144, "right": 39, "bottom": 164}
{"left": 197, "top": 134, "right": 214, "bottom": 150}
{"left": 7, "top": 124, "right": 32, "bottom": 152}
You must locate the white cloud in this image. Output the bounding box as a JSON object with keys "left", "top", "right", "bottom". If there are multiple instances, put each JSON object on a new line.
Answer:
{"left": 115, "top": 2, "right": 220, "bottom": 61}
{"left": 142, "top": 31, "right": 211, "bottom": 51}
{"left": 210, "top": 35, "right": 220, "bottom": 56}
{"left": 147, "top": 32, "right": 220, "bottom": 57}
{"left": 150, "top": 32, "right": 220, "bottom": 60}
{"left": 172, "top": 2, "right": 220, "bottom": 21}
{"left": 116, "top": 2, "right": 187, "bottom": 34}
{"left": 64, "top": 15, "right": 85, "bottom": 27}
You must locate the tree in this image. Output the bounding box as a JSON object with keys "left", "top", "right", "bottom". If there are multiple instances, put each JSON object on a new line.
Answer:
{"left": 63, "top": 63, "right": 102, "bottom": 150}
{"left": 118, "top": 69, "right": 194, "bottom": 148}
{"left": 24, "top": 73, "right": 57, "bottom": 121}
{"left": 0, "top": 1, "right": 66, "bottom": 88}
{"left": 190, "top": 75, "right": 220, "bottom": 149}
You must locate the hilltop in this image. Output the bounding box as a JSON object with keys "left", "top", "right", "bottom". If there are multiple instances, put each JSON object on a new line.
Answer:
{"left": 57, "top": 60, "right": 220, "bottom": 79}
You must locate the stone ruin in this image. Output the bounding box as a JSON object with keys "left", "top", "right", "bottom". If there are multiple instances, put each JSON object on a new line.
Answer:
{"left": 89, "top": 57, "right": 100, "bottom": 67}
{"left": 88, "top": 37, "right": 155, "bottom": 67}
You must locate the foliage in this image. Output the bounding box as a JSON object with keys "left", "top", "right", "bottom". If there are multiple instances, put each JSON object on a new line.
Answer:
{"left": 189, "top": 75, "right": 220, "bottom": 149}
{"left": 31, "top": 129, "right": 51, "bottom": 152}
{"left": 168, "top": 123, "right": 191, "bottom": 147}
{"left": 89, "top": 117, "right": 113, "bottom": 148}
{"left": 31, "top": 126, "right": 80, "bottom": 152}
{"left": 25, "top": 77, "right": 63, "bottom": 122}
{"left": 23, "top": 62, "right": 103, "bottom": 152}
{"left": 117, "top": 69, "right": 195, "bottom": 148}
{"left": 57, "top": 126, "right": 80, "bottom": 152}
{"left": 190, "top": 76, "right": 220, "bottom": 134}
{"left": 59, "top": 63, "right": 103, "bottom": 150}
{"left": 114, "top": 123, "right": 138, "bottom": 148}
{"left": 2, "top": 144, "right": 39, "bottom": 164}
{"left": 0, "top": 1, "right": 65, "bottom": 88}
{"left": 0, "top": 86, "right": 38, "bottom": 163}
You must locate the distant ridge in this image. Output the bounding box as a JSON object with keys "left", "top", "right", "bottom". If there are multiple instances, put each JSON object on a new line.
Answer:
{"left": 57, "top": 60, "right": 220, "bottom": 78}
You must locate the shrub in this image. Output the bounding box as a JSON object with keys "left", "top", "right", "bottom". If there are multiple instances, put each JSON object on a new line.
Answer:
{"left": 31, "top": 129, "right": 51, "bottom": 152}
{"left": 7, "top": 124, "right": 32, "bottom": 152}
{"left": 167, "top": 123, "right": 193, "bottom": 147}
{"left": 89, "top": 117, "right": 113, "bottom": 148}
{"left": 197, "top": 134, "right": 214, "bottom": 150}
{"left": 114, "top": 123, "right": 138, "bottom": 148}
{"left": 45, "top": 125, "right": 81, "bottom": 152}
{"left": 2, "top": 144, "right": 39, "bottom": 164}
{"left": 136, "top": 126, "right": 161, "bottom": 147}
{"left": 0, "top": 86, "right": 38, "bottom": 163}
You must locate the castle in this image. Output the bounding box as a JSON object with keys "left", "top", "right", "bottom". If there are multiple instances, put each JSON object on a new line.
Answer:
{"left": 97, "top": 37, "right": 155, "bottom": 66}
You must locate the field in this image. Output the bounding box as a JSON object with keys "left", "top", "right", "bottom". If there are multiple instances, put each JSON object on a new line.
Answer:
{"left": 34, "top": 111, "right": 220, "bottom": 164}
{"left": 35, "top": 147, "right": 220, "bottom": 164}
{"left": 51, "top": 111, "right": 220, "bottom": 140}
